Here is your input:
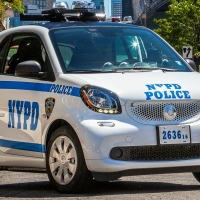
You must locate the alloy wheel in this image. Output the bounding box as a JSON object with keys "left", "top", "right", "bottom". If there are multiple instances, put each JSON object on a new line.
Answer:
{"left": 49, "top": 136, "right": 77, "bottom": 185}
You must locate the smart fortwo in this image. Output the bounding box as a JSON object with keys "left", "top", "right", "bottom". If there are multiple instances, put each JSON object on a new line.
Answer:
{"left": 0, "top": 8, "right": 200, "bottom": 193}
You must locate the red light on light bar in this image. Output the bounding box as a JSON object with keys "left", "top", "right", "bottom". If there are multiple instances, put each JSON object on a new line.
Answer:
{"left": 111, "top": 17, "right": 120, "bottom": 22}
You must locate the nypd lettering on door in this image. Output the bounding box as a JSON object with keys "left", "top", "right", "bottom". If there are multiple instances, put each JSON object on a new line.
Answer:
{"left": 8, "top": 100, "right": 39, "bottom": 130}
{"left": 144, "top": 84, "right": 191, "bottom": 100}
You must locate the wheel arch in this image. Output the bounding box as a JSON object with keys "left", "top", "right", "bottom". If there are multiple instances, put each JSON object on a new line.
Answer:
{"left": 45, "top": 119, "right": 75, "bottom": 149}
{"left": 45, "top": 118, "right": 93, "bottom": 193}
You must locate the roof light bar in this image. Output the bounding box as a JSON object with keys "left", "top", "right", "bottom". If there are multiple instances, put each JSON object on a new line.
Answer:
{"left": 95, "top": 13, "right": 106, "bottom": 18}
{"left": 20, "top": 8, "right": 106, "bottom": 22}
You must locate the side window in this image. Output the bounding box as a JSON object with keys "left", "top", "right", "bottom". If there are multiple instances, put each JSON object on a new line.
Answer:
{"left": 5, "top": 35, "right": 45, "bottom": 74}
{"left": 0, "top": 37, "right": 10, "bottom": 73}
{"left": 4, "top": 34, "right": 55, "bottom": 81}
{"left": 6, "top": 45, "right": 18, "bottom": 72}
{"left": 8, "top": 46, "right": 18, "bottom": 59}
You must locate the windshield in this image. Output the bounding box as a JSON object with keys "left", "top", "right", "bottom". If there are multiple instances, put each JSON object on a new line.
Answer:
{"left": 50, "top": 27, "right": 192, "bottom": 73}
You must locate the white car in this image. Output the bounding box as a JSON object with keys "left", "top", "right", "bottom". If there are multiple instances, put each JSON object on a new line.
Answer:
{"left": 0, "top": 8, "right": 200, "bottom": 193}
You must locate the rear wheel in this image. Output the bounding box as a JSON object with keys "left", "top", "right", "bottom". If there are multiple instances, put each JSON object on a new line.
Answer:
{"left": 46, "top": 125, "right": 93, "bottom": 193}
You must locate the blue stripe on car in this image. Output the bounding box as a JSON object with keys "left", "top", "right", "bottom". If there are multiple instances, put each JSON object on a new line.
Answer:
{"left": 0, "top": 139, "right": 45, "bottom": 153}
{"left": 0, "top": 81, "right": 80, "bottom": 97}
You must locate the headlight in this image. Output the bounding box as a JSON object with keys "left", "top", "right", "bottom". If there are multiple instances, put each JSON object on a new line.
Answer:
{"left": 80, "top": 85, "right": 122, "bottom": 114}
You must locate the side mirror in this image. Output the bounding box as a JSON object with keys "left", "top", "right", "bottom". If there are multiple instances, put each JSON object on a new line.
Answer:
{"left": 185, "top": 59, "right": 197, "bottom": 71}
{"left": 15, "top": 60, "right": 47, "bottom": 78}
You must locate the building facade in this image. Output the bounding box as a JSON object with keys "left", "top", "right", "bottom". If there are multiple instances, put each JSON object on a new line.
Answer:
{"left": 91, "top": 0, "right": 99, "bottom": 9}
{"left": 23, "top": 0, "right": 54, "bottom": 10}
{"left": 46, "top": 0, "right": 54, "bottom": 10}
{"left": 31, "top": 0, "right": 46, "bottom": 9}
{"left": 91, "top": 0, "right": 104, "bottom": 11}
{"left": 122, "top": 0, "right": 133, "bottom": 20}
{"left": 122, "top": 0, "right": 156, "bottom": 21}
{"left": 92, "top": 0, "right": 122, "bottom": 18}
{"left": 111, "top": 0, "right": 122, "bottom": 18}
{"left": 122, "top": 0, "right": 169, "bottom": 28}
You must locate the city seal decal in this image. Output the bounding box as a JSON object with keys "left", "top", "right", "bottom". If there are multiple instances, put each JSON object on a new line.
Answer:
{"left": 45, "top": 98, "right": 55, "bottom": 119}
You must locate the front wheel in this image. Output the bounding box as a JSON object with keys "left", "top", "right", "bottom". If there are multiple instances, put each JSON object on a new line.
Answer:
{"left": 46, "top": 125, "right": 93, "bottom": 193}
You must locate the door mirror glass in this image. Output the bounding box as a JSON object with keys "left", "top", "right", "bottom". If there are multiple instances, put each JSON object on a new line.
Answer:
{"left": 15, "top": 60, "right": 47, "bottom": 78}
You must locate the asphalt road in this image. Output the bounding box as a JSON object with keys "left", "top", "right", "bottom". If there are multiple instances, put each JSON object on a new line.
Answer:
{"left": 0, "top": 171, "right": 200, "bottom": 199}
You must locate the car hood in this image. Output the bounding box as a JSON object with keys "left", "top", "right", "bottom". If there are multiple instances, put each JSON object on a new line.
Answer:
{"left": 69, "top": 71, "right": 200, "bottom": 105}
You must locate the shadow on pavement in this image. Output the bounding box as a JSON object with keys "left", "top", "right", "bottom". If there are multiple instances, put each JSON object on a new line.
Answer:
{"left": 0, "top": 179, "right": 199, "bottom": 198}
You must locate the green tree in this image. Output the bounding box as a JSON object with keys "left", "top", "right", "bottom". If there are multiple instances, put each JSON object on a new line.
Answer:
{"left": 154, "top": 0, "right": 200, "bottom": 56}
{"left": 0, "top": 0, "right": 24, "bottom": 29}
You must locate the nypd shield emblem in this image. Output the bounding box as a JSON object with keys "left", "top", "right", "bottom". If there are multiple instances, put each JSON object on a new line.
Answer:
{"left": 45, "top": 98, "right": 55, "bottom": 119}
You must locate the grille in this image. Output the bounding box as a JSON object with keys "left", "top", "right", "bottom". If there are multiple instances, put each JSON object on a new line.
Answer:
{"left": 110, "top": 145, "right": 200, "bottom": 161}
{"left": 127, "top": 100, "right": 200, "bottom": 125}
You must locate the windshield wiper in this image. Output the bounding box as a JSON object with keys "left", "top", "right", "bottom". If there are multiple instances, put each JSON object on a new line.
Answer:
{"left": 65, "top": 69, "right": 115, "bottom": 73}
{"left": 65, "top": 68, "right": 176, "bottom": 73}
{"left": 113, "top": 67, "right": 176, "bottom": 72}
{"left": 150, "top": 67, "right": 176, "bottom": 72}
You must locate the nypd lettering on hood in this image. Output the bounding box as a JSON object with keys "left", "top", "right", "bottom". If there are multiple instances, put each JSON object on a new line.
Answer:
{"left": 144, "top": 84, "right": 191, "bottom": 100}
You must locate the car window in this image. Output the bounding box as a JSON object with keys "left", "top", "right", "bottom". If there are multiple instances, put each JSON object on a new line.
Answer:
{"left": 0, "top": 34, "right": 55, "bottom": 81}
{"left": 124, "top": 36, "right": 141, "bottom": 61}
{"left": 137, "top": 37, "right": 147, "bottom": 60}
{"left": 58, "top": 44, "right": 73, "bottom": 67}
{"left": 0, "top": 37, "right": 10, "bottom": 73}
{"left": 8, "top": 45, "right": 18, "bottom": 58}
{"left": 6, "top": 35, "right": 45, "bottom": 74}
{"left": 50, "top": 27, "right": 192, "bottom": 72}
{"left": 115, "top": 38, "right": 128, "bottom": 62}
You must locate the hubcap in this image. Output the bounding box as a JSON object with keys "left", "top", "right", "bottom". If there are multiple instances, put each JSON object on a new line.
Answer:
{"left": 49, "top": 136, "right": 77, "bottom": 185}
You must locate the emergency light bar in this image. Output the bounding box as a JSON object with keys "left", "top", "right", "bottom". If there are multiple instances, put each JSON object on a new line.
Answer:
{"left": 20, "top": 8, "right": 106, "bottom": 22}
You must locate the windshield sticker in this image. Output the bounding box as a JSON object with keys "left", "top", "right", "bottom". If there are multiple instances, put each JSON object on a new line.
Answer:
{"left": 144, "top": 84, "right": 191, "bottom": 100}
{"left": 8, "top": 100, "right": 39, "bottom": 130}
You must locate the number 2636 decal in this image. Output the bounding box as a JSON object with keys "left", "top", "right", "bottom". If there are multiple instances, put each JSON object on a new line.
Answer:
{"left": 162, "top": 130, "right": 189, "bottom": 140}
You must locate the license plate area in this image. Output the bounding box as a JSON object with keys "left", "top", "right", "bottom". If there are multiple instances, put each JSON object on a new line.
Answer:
{"left": 157, "top": 125, "right": 191, "bottom": 145}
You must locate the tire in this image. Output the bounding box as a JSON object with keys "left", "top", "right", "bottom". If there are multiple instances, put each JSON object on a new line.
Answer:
{"left": 46, "top": 125, "right": 93, "bottom": 193}
{"left": 193, "top": 172, "right": 200, "bottom": 183}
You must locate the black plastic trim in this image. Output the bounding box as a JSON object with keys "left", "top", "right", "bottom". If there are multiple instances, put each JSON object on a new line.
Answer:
{"left": 92, "top": 165, "right": 200, "bottom": 181}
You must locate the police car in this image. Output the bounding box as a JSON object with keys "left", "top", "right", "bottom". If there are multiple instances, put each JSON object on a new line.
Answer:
{"left": 0, "top": 8, "right": 200, "bottom": 193}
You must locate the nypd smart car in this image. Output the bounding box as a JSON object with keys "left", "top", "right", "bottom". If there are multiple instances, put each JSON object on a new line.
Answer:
{"left": 0, "top": 8, "right": 200, "bottom": 193}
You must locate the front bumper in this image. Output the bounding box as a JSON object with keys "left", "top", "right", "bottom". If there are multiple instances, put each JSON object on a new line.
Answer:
{"left": 74, "top": 106, "right": 200, "bottom": 176}
{"left": 88, "top": 158, "right": 200, "bottom": 181}
{"left": 86, "top": 158, "right": 200, "bottom": 173}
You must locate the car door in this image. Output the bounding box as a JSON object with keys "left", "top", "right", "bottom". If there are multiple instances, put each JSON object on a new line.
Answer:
{"left": 0, "top": 33, "right": 54, "bottom": 158}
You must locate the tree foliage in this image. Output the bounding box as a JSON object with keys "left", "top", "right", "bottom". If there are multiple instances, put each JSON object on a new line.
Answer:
{"left": 154, "top": 0, "right": 200, "bottom": 55}
{"left": 0, "top": 0, "right": 24, "bottom": 21}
